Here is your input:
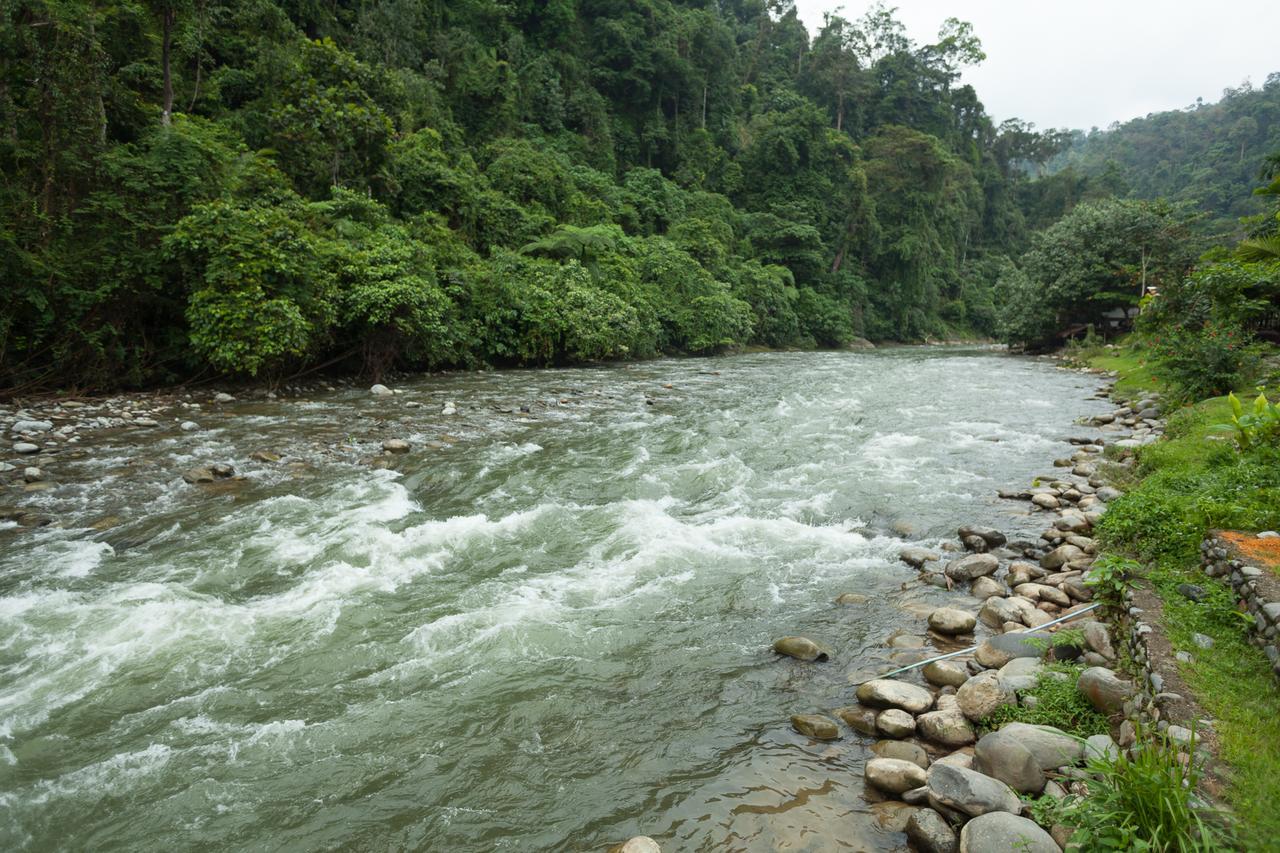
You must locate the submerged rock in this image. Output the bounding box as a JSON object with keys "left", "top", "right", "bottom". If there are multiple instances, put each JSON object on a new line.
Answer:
{"left": 382, "top": 439, "right": 411, "bottom": 453}
{"left": 791, "top": 714, "right": 840, "bottom": 740}
{"left": 370, "top": 384, "right": 393, "bottom": 396}
{"left": 773, "top": 636, "right": 829, "bottom": 662}
{"left": 612, "top": 837, "right": 661, "bottom": 853}
{"left": 835, "top": 592, "right": 869, "bottom": 605}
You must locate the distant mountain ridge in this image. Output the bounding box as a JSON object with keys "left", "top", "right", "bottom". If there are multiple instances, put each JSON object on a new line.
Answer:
{"left": 1047, "top": 73, "right": 1280, "bottom": 237}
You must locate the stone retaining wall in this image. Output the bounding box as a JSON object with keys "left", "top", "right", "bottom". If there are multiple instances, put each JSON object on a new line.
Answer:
{"left": 1201, "top": 532, "right": 1280, "bottom": 678}
{"left": 1112, "top": 593, "right": 1196, "bottom": 751}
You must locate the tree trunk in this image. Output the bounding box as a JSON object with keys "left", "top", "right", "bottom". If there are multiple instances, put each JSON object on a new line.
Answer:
{"left": 701, "top": 83, "right": 707, "bottom": 129}
{"left": 161, "top": 7, "right": 175, "bottom": 127}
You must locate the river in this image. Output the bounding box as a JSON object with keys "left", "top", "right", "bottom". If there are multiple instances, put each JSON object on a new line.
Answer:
{"left": 0, "top": 348, "right": 1107, "bottom": 851}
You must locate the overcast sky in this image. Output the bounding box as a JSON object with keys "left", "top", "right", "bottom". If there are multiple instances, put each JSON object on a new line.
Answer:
{"left": 793, "top": 0, "right": 1280, "bottom": 131}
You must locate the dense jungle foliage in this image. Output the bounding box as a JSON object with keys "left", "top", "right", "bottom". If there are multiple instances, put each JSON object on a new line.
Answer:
{"left": 2, "top": 0, "right": 1091, "bottom": 390}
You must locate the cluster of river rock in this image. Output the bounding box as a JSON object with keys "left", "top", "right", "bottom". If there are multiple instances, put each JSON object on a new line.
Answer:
{"left": 754, "top": 386, "right": 1172, "bottom": 852}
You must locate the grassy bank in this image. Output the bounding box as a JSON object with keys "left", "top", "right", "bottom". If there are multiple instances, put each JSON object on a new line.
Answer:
{"left": 1086, "top": 344, "right": 1280, "bottom": 848}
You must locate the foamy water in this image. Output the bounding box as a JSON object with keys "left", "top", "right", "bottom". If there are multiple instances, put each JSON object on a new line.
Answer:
{"left": 0, "top": 348, "right": 1106, "bottom": 850}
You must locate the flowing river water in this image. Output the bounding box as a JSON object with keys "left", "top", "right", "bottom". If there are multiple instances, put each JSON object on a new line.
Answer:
{"left": 0, "top": 348, "right": 1108, "bottom": 851}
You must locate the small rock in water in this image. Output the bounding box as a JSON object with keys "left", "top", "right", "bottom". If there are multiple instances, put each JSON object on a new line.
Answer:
{"left": 11, "top": 419, "right": 53, "bottom": 434}
{"left": 856, "top": 679, "right": 934, "bottom": 714}
{"left": 13, "top": 442, "right": 40, "bottom": 454}
{"left": 370, "top": 384, "right": 393, "bottom": 396}
{"left": 835, "top": 592, "right": 869, "bottom": 605}
{"left": 928, "top": 607, "right": 977, "bottom": 635}
{"left": 382, "top": 439, "right": 411, "bottom": 454}
{"left": 442, "top": 401, "right": 458, "bottom": 415}
{"left": 213, "top": 392, "right": 235, "bottom": 403}
{"left": 791, "top": 714, "right": 840, "bottom": 740}
{"left": 864, "top": 757, "right": 927, "bottom": 794}
{"left": 773, "top": 636, "right": 829, "bottom": 662}
{"left": 250, "top": 450, "right": 282, "bottom": 463}
{"left": 923, "top": 660, "right": 969, "bottom": 688}
{"left": 612, "top": 837, "right": 661, "bottom": 853}
{"left": 23, "top": 467, "right": 43, "bottom": 483}
{"left": 180, "top": 421, "right": 200, "bottom": 432}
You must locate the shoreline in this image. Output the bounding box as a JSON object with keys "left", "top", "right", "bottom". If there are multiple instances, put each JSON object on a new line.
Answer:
{"left": 745, "top": 358, "right": 1211, "bottom": 852}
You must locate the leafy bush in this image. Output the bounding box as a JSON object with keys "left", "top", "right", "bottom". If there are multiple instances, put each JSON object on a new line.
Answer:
{"left": 1148, "top": 319, "right": 1257, "bottom": 401}
{"left": 1216, "top": 389, "right": 1280, "bottom": 450}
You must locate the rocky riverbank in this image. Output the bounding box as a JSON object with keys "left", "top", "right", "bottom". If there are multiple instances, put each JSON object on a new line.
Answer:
{"left": 738, "top": 376, "right": 1191, "bottom": 851}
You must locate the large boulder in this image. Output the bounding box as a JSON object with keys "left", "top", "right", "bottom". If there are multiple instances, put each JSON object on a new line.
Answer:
{"left": 1077, "top": 667, "right": 1134, "bottom": 714}
{"left": 997, "top": 722, "right": 1085, "bottom": 769}
{"left": 956, "top": 671, "right": 1015, "bottom": 722}
{"left": 855, "top": 679, "right": 934, "bottom": 714}
{"left": 928, "top": 608, "right": 977, "bottom": 635}
{"left": 926, "top": 762, "right": 1021, "bottom": 818}
{"left": 865, "top": 757, "right": 928, "bottom": 794}
{"left": 773, "top": 637, "right": 829, "bottom": 662}
{"left": 973, "top": 730, "right": 1045, "bottom": 793}
{"left": 916, "top": 709, "right": 976, "bottom": 747}
{"left": 958, "top": 812, "right": 1059, "bottom": 853}
{"left": 945, "top": 553, "right": 999, "bottom": 581}
{"left": 906, "top": 808, "right": 958, "bottom": 853}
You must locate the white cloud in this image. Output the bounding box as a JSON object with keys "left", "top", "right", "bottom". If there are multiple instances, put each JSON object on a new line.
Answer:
{"left": 793, "top": 0, "right": 1280, "bottom": 129}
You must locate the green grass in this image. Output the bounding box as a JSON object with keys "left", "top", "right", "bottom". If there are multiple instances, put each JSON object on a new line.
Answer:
{"left": 1083, "top": 346, "right": 1280, "bottom": 849}
{"left": 1091, "top": 348, "right": 1162, "bottom": 396}
{"left": 982, "top": 662, "right": 1111, "bottom": 739}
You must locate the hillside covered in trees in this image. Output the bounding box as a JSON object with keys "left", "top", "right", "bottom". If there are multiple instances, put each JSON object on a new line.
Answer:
{"left": 1048, "top": 75, "right": 1280, "bottom": 238}
{"left": 1, "top": 0, "right": 1084, "bottom": 391}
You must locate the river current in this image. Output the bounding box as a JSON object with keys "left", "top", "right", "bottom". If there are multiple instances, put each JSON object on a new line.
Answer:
{"left": 0, "top": 348, "right": 1106, "bottom": 851}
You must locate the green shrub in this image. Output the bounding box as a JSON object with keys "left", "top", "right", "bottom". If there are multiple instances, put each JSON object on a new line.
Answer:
{"left": 1216, "top": 389, "right": 1280, "bottom": 450}
{"left": 1148, "top": 319, "right": 1257, "bottom": 402}
{"left": 1047, "top": 734, "right": 1231, "bottom": 851}
{"left": 981, "top": 663, "right": 1110, "bottom": 738}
